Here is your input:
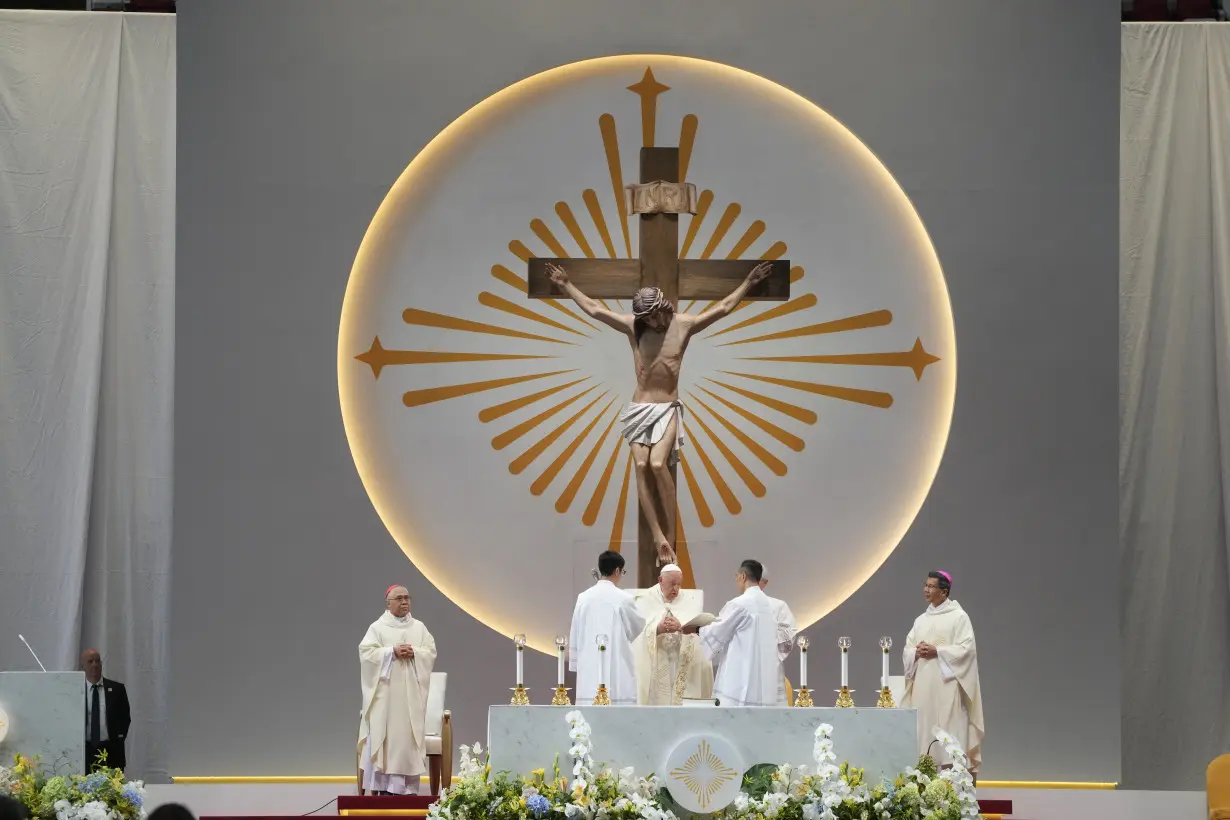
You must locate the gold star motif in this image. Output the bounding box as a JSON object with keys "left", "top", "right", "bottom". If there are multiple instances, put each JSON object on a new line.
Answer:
{"left": 669, "top": 739, "right": 739, "bottom": 809}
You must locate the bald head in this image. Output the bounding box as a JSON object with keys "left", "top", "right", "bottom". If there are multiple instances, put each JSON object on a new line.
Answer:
{"left": 80, "top": 649, "right": 102, "bottom": 683}
{"left": 385, "top": 586, "right": 411, "bottom": 617}
{"left": 658, "top": 565, "right": 682, "bottom": 601}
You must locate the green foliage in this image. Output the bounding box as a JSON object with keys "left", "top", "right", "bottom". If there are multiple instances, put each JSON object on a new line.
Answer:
{"left": 739, "top": 763, "right": 778, "bottom": 801}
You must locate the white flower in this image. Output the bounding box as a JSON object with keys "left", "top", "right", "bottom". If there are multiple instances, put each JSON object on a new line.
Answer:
{"left": 733, "top": 793, "right": 750, "bottom": 812}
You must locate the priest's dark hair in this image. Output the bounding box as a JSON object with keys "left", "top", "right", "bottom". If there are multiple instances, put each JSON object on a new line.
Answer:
{"left": 0, "top": 795, "right": 29, "bottom": 820}
{"left": 928, "top": 570, "right": 951, "bottom": 594}
{"left": 148, "top": 805, "right": 196, "bottom": 820}
{"left": 598, "top": 550, "right": 626, "bottom": 578}
{"left": 739, "top": 559, "right": 763, "bottom": 583}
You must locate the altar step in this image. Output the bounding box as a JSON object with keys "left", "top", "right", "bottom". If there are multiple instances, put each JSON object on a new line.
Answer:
{"left": 200, "top": 795, "right": 1016, "bottom": 819}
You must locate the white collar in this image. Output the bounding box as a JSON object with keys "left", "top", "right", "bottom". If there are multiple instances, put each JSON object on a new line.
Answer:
{"left": 925, "top": 598, "right": 959, "bottom": 615}
{"left": 379, "top": 611, "right": 413, "bottom": 627}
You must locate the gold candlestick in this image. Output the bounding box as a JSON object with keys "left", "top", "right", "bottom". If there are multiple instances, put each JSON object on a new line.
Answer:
{"left": 835, "top": 686, "right": 855, "bottom": 708}
{"left": 877, "top": 637, "right": 895, "bottom": 707}
{"left": 511, "top": 634, "right": 529, "bottom": 704}
{"left": 794, "top": 636, "right": 812, "bottom": 706}
{"left": 551, "top": 685, "right": 572, "bottom": 706}
{"left": 592, "top": 636, "right": 610, "bottom": 705}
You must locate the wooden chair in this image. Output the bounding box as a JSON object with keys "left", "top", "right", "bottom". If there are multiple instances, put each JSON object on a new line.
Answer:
{"left": 1209, "top": 754, "right": 1230, "bottom": 820}
{"left": 355, "top": 671, "right": 451, "bottom": 796}
{"left": 425, "top": 672, "right": 452, "bottom": 795}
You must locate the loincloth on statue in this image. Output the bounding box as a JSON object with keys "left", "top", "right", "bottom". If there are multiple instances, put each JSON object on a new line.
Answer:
{"left": 619, "top": 401, "right": 685, "bottom": 466}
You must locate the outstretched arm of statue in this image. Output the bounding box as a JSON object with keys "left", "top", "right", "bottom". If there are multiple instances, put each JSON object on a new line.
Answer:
{"left": 685, "top": 261, "right": 774, "bottom": 334}
{"left": 545, "top": 262, "right": 633, "bottom": 335}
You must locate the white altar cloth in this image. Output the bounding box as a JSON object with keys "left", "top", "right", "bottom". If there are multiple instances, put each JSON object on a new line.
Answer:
{"left": 487, "top": 706, "right": 917, "bottom": 784}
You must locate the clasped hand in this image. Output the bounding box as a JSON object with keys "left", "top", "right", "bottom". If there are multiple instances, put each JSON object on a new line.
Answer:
{"left": 915, "top": 642, "right": 938, "bottom": 660}
{"left": 393, "top": 644, "right": 415, "bottom": 660}
{"left": 658, "top": 615, "right": 681, "bottom": 635}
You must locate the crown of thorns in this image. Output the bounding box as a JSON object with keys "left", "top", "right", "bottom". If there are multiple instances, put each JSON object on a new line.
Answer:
{"left": 632, "top": 287, "right": 671, "bottom": 316}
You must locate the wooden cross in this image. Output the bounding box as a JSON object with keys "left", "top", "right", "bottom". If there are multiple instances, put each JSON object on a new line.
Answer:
{"left": 527, "top": 142, "right": 790, "bottom": 588}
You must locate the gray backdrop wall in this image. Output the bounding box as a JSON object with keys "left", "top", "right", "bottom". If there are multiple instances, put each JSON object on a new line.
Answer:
{"left": 173, "top": 0, "right": 1120, "bottom": 783}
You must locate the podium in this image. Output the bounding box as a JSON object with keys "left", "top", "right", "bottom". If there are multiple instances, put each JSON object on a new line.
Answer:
{"left": 0, "top": 672, "right": 86, "bottom": 773}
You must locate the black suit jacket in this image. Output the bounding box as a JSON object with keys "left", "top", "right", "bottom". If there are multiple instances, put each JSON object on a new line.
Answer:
{"left": 86, "top": 678, "right": 131, "bottom": 769}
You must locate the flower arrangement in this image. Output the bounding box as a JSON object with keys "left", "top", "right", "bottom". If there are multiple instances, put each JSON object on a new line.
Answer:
{"left": 718, "top": 725, "right": 979, "bottom": 820}
{"left": 429, "top": 713, "right": 978, "bottom": 820}
{"left": 0, "top": 754, "right": 146, "bottom": 820}
{"left": 428, "top": 711, "right": 673, "bottom": 820}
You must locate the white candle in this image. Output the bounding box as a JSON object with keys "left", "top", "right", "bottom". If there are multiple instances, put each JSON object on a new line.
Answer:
{"left": 516, "top": 646, "right": 524, "bottom": 686}
{"left": 881, "top": 648, "right": 890, "bottom": 689}
{"left": 840, "top": 649, "right": 848, "bottom": 688}
{"left": 799, "top": 646, "right": 808, "bottom": 688}
{"left": 557, "top": 647, "right": 565, "bottom": 687}
{"left": 600, "top": 646, "right": 607, "bottom": 685}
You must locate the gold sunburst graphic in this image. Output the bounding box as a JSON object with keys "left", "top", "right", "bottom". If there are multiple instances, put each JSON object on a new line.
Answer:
{"left": 354, "top": 66, "right": 940, "bottom": 586}
{"left": 668, "top": 739, "right": 740, "bottom": 809}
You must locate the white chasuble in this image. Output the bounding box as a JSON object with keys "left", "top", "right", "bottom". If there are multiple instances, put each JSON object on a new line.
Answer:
{"left": 631, "top": 585, "right": 714, "bottom": 704}
{"left": 568, "top": 579, "right": 646, "bottom": 705}
{"left": 765, "top": 595, "right": 798, "bottom": 706}
{"left": 901, "top": 599, "right": 985, "bottom": 772}
{"left": 699, "top": 586, "right": 780, "bottom": 707}
{"left": 358, "top": 612, "right": 437, "bottom": 793}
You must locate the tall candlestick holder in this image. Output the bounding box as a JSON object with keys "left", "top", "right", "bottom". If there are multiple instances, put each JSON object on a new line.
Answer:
{"left": 592, "top": 635, "right": 610, "bottom": 705}
{"left": 510, "top": 634, "right": 530, "bottom": 705}
{"left": 877, "top": 636, "right": 895, "bottom": 708}
{"left": 793, "top": 636, "right": 813, "bottom": 706}
{"left": 835, "top": 637, "right": 855, "bottom": 707}
{"left": 551, "top": 635, "right": 571, "bottom": 706}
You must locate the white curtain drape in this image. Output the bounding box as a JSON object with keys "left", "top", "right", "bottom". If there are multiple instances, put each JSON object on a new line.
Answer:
{"left": 0, "top": 10, "right": 174, "bottom": 782}
{"left": 1121, "top": 22, "right": 1230, "bottom": 791}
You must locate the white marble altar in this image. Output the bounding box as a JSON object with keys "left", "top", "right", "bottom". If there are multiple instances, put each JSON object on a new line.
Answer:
{"left": 488, "top": 706, "right": 917, "bottom": 784}
{"left": 0, "top": 672, "right": 86, "bottom": 773}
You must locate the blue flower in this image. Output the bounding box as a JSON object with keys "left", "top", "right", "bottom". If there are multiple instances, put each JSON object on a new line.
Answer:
{"left": 526, "top": 795, "right": 551, "bottom": 817}
{"left": 121, "top": 785, "right": 144, "bottom": 808}
{"left": 79, "top": 773, "right": 109, "bottom": 793}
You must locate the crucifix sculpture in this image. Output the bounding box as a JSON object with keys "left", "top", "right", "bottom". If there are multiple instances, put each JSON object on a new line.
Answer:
{"left": 526, "top": 75, "right": 791, "bottom": 588}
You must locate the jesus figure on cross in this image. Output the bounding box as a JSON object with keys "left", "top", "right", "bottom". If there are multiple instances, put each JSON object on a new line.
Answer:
{"left": 545, "top": 259, "right": 773, "bottom": 568}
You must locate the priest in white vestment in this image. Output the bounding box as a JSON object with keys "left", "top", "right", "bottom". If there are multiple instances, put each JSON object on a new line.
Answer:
{"left": 632, "top": 564, "right": 714, "bottom": 704}
{"left": 685, "top": 559, "right": 779, "bottom": 707}
{"left": 901, "top": 571, "right": 985, "bottom": 773}
{"left": 357, "top": 585, "right": 437, "bottom": 795}
{"left": 759, "top": 567, "right": 798, "bottom": 706}
{"left": 569, "top": 550, "right": 646, "bottom": 705}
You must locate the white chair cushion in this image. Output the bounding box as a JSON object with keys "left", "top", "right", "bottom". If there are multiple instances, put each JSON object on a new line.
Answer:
{"left": 425, "top": 735, "right": 443, "bottom": 755}
{"left": 425, "top": 671, "right": 447, "bottom": 736}
{"left": 888, "top": 675, "right": 906, "bottom": 705}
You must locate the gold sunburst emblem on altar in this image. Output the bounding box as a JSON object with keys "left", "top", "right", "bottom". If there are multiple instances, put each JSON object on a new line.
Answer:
{"left": 668, "top": 739, "right": 740, "bottom": 810}
{"left": 353, "top": 66, "right": 940, "bottom": 584}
